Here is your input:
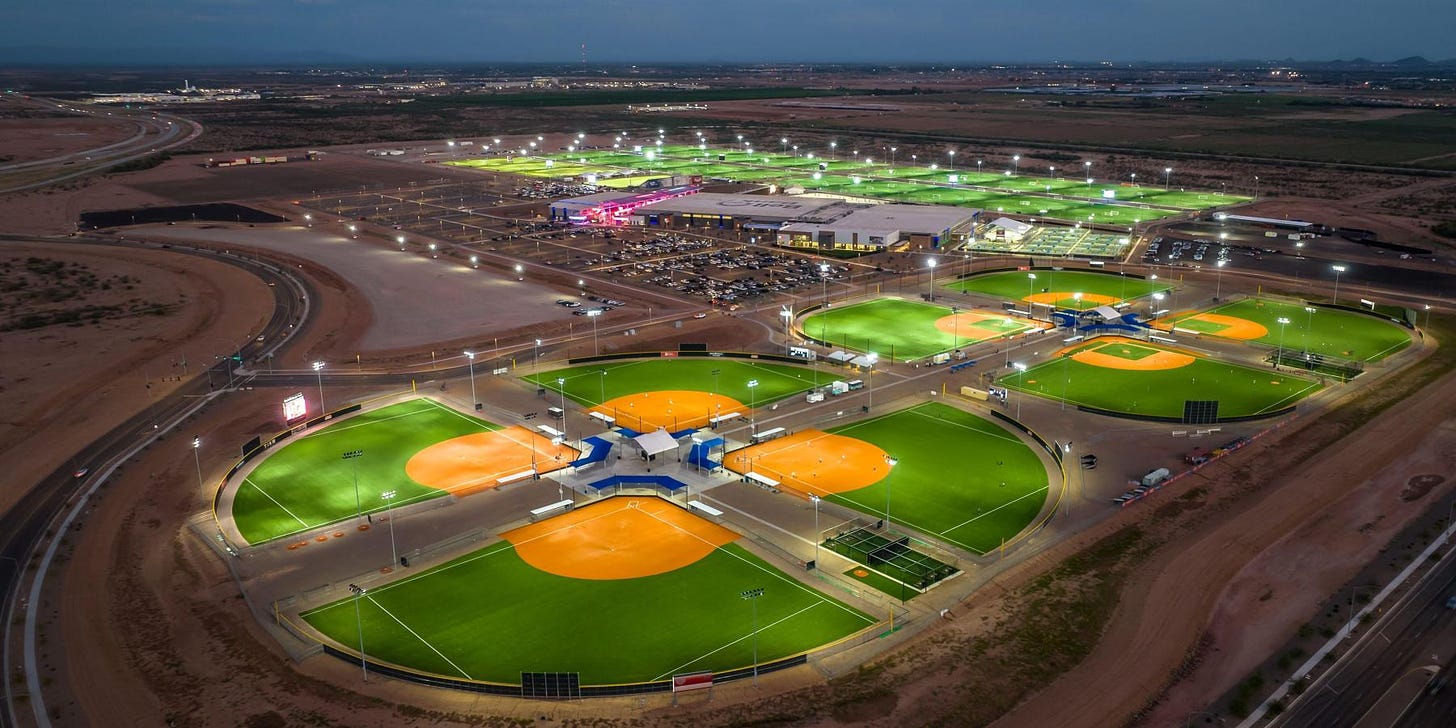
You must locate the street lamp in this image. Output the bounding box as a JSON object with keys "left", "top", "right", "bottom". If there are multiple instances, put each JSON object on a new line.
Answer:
{"left": 381, "top": 490, "right": 398, "bottom": 568}
{"left": 312, "top": 361, "right": 325, "bottom": 411}
{"left": 191, "top": 436, "right": 203, "bottom": 490}
{"left": 347, "top": 583, "right": 368, "bottom": 682}
{"left": 926, "top": 257, "right": 937, "bottom": 302}
{"left": 1276, "top": 317, "right": 1291, "bottom": 367}
{"left": 464, "top": 351, "right": 478, "bottom": 408}
{"left": 342, "top": 449, "right": 364, "bottom": 523}
{"left": 1331, "top": 264, "right": 1347, "bottom": 304}
{"left": 1214, "top": 259, "right": 1227, "bottom": 301}
{"left": 1012, "top": 362, "right": 1028, "bottom": 419}
{"left": 741, "top": 587, "right": 765, "bottom": 686}
{"left": 747, "top": 379, "right": 760, "bottom": 436}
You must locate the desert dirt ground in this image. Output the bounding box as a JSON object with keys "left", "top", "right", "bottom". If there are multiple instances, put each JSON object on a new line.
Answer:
{"left": 0, "top": 115, "right": 141, "bottom": 165}
{"left": 0, "top": 241, "right": 272, "bottom": 516}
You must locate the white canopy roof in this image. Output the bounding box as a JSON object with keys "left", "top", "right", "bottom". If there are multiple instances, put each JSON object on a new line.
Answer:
{"left": 633, "top": 428, "right": 679, "bottom": 456}
{"left": 990, "top": 217, "right": 1033, "bottom": 235}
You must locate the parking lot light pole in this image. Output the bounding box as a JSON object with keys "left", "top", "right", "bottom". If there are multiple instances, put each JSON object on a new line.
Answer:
{"left": 1214, "top": 259, "right": 1227, "bottom": 301}
{"left": 533, "top": 338, "right": 541, "bottom": 370}
{"left": 1331, "top": 264, "right": 1347, "bottom": 304}
{"left": 741, "top": 587, "right": 765, "bottom": 686}
{"left": 381, "top": 490, "right": 398, "bottom": 567}
{"left": 347, "top": 584, "right": 368, "bottom": 681}
{"left": 464, "top": 351, "right": 477, "bottom": 408}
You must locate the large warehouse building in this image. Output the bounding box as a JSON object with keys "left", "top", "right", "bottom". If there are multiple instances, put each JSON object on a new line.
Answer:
{"left": 551, "top": 191, "right": 977, "bottom": 252}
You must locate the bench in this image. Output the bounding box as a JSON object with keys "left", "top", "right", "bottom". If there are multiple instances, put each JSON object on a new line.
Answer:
{"left": 744, "top": 471, "right": 780, "bottom": 491}
{"left": 588, "top": 412, "right": 616, "bottom": 425}
{"left": 535, "top": 424, "right": 564, "bottom": 438}
{"left": 529, "top": 499, "right": 574, "bottom": 520}
{"left": 751, "top": 426, "right": 787, "bottom": 443}
{"left": 497, "top": 469, "right": 536, "bottom": 486}
{"left": 708, "top": 411, "right": 741, "bottom": 425}
{"left": 687, "top": 500, "right": 724, "bottom": 517}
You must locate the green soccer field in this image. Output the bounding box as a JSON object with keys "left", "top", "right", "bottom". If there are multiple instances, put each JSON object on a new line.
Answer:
{"left": 230, "top": 399, "right": 498, "bottom": 544}
{"left": 825, "top": 402, "right": 1050, "bottom": 554}
{"left": 300, "top": 539, "right": 874, "bottom": 684}
{"left": 999, "top": 341, "right": 1322, "bottom": 419}
{"left": 1172, "top": 298, "right": 1411, "bottom": 362}
{"left": 948, "top": 269, "right": 1169, "bottom": 306}
{"left": 800, "top": 297, "right": 1037, "bottom": 361}
{"left": 528, "top": 358, "right": 818, "bottom": 406}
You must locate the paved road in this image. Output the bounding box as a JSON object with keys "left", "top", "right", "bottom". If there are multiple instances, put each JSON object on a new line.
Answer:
{"left": 0, "top": 239, "right": 308, "bottom": 728}
{"left": 1275, "top": 549, "right": 1456, "bottom": 727}
{"left": 0, "top": 97, "right": 201, "bottom": 194}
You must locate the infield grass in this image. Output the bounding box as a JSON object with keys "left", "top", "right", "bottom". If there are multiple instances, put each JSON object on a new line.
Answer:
{"left": 1000, "top": 341, "right": 1322, "bottom": 419}
{"left": 1173, "top": 298, "right": 1412, "bottom": 362}
{"left": 825, "top": 402, "right": 1049, "bottom": 554}
{"left": 529, "top": 358, "right": 818, "bottom": 407}
{"left": 231, "top": 399, "right": 497, "bottom": 544}
{"left": 300, "top": 539, "right": 874, "bottom": 684}
{"left": 801, "top": 297, "right": 1036, "bottom": 361}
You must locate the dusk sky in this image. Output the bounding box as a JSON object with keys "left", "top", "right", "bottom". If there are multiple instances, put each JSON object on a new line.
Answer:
{"left": 5, "top": 0, "right": 1454, "bottom": 64}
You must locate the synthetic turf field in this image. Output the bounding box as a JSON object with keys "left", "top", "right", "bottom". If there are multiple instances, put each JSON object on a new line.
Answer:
{"left": 947, "top": 269, "right": 1169, "bottom": 308}
{"left": 528, "top": 358, "right": 818, "bottom": 408}
{"left": 1168, "top": 298, "right": 1411, "bottom": 362}
{"left": 800, "top": 297, "right": 1038, "bottom": 361}
{"left": 230, "top": 399, "right": 497, "bottom": 544}
{"left": 300, "top": 499, "right": 875, "bottom": 684}
{"left": 999, "top": 338, "right": 1322, "bottom": 419}
{"left": 728, "top": 402, "right": 1050, "bottom": 554}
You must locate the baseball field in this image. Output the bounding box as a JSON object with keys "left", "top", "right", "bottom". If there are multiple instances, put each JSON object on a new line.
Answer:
{"left": 299, "top": 498, "right": 875, "bottom": 685}
{"left": 725, "top": 402, "right": 1050, "bottom": 554}
{"left": 998, "top": 337, "right": 1322, "bottom": 419}
{"left": 229, "top": 399, "right": 576, "bottom": 544}
{"left": 528, "top": 358, "right": 818, "bottom": 432}
{"left": 946, "top": 269, "right": 1170, "bottom": 309}
{"left": 800, "top": 297, "right": 1041, "bottom": 361}
{"left": 1167, "top": 298, "right": 1411, "bottom": 362}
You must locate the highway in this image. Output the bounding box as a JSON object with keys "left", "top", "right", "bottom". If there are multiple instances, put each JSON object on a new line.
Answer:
{"left": 1274, "top": 547, "right": 1456, "bottom": 727}
{"left": 0, "top": 239, "right": 309, "bottom": 728}
{"left": 0, "top": 97, "right": 201, "bottom": 194}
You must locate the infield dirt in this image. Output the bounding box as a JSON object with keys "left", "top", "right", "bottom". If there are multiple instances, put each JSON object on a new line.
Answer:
{"left": 502, "top": 498, "right": 738, "bottom": 580}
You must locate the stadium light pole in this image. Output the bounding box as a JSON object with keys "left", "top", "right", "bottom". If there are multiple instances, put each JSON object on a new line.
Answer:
{"left": 1012, "top": 362, "right": 1028, "bottom": 419}
{"left": 312, "top": 361, "right": 326, "bottom": 412}
{"left": 820, "top": 263, "right": 830, "bottom": 306}
{"left": 464, "top": 351, "right": 478, "bottom": 409}
{"left": 347, "top": 584, "right": 368, "bottom": 682}
{"left": 191, "top": 436, "right": 203, "bottom": 491}
{"left": 1151, "top": 292, "right": 1165, "bottom": 321}
{"left": 810, "top": 495, "right": 821, "bottom": 568}
{"left": 947, "top": 150, "right": 955, "bottom": 169}
{"left": 381, "top": 490, "right": 398, "bottom": 568}
{"left": 1214, "top": 259, "right": 1227, "bottom": 301}
{"left": 1331, "top": 264, "right": 1347, "bottom": 304}
{"left": 1163, "top": 167, "right": 1173, "bottom": 190}
{"left": 890, "top": 146, "right": 897, "bottom": 166}
{"left": 1012, "top": 154, "right": 1020, "bottom": 174}
{"left": 883, "top": 455, "right": 899, "bottom": 531}
{"left": 1276, "top": 317, "right": 1291, "bottom": 367}
{"left": 926, "top": 257, "right": 937, "bottom": 302}
{"left": 1084, "top": 160, "right": 1092, "bottom": 189}
{"left": 343, "top": 449, "right": 364, "bottom": 523}
{"left": 829, "top": 141, "right": 837, "bottom": 160}
{"left": 781, "top": 137, "right": 788, "bottom": 154}
{"left": 1027, "top": 272, "right": 1037, "bottom": 301}
{"left": 1253, "top": 175, "right": 1260, "bottom": 199}
{"left": 741, "top": 587, "right": 765, "bottom": 686}
{"left": 747, "top": 379, "right": 760, "bottom": 437}
{"left": 866, "top": 353, "right": 878, "bottom": 410}
{"left": 556, "top": 378, "right": 569, "bottom": 444}
{"left": 1304, "top": 307, "right": 1317, "bottom": 357}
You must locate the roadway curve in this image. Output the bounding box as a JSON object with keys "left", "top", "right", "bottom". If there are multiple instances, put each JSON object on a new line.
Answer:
{"left": 0, "top": 238, "right": 307, "bottom": 728}
{"left": 0, "top": 98, "right": 201, "bottom": 195}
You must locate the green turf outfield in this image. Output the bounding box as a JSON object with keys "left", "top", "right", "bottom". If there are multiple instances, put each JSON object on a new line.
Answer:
{"left": 825, "top": 402, "right": 1049, "bottom": 554}
{"left": 999, "top": 341, "right": 1322, "bottom": 419}
{"left": 300, "top": 538, "right": 874, "bottom": 684}
{"left": 1172, "top": 298, "right": 1411, "bottom": 362}
{"left": 528, "top": 358, "right": 818, "bottom": 406}
{"left": 801, "top": 297, "right": 1037, "bottom": 361}
{"left": 232, "top": 399, "right": 495, "bottom": 544}
{"left": 947, "top": 269, "right": 1170, "bottom": 305}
